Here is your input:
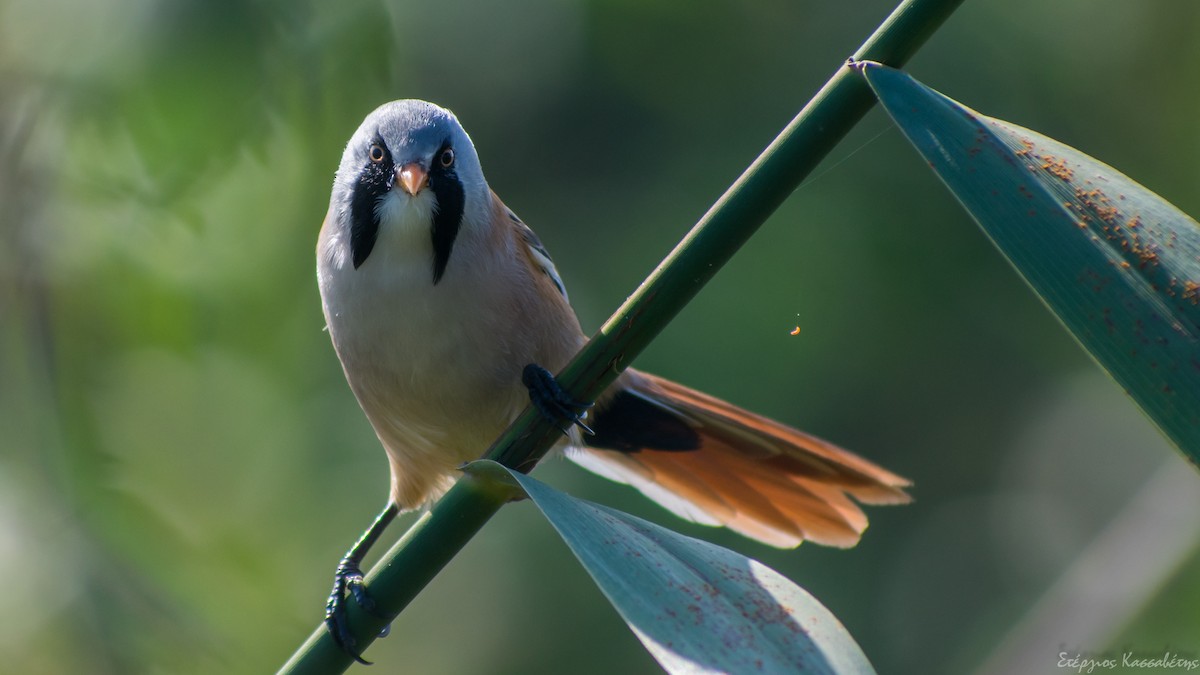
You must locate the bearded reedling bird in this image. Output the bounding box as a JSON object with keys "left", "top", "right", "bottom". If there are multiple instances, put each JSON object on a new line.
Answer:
{"left": 316, "top": 99, "right": 911, "bottom": 659}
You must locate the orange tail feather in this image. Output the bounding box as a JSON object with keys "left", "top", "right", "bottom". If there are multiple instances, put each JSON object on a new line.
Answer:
{"left": 568, "top": 370, "right": 911, "bottom": 548}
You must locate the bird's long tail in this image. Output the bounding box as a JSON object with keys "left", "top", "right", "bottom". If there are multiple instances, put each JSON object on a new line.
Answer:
{"left": 567, "top": 370, "right": 911, "bottom": 548}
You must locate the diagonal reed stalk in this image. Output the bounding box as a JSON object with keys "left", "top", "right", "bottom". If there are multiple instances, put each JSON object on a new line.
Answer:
{"left": 278, "top": 0, "right": 966, "bottom": 671}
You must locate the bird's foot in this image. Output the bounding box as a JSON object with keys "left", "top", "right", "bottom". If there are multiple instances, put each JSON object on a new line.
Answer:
{"left": 522, "top": 364, "right": 594, "bottom": 436}
{"left": 324, "top": 556, "right": 386, "bottom": 665}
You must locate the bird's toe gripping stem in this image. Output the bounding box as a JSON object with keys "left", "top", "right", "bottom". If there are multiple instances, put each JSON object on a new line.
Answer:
{"left": 522, "top": 364, "right": 594, "bottom": 436}
{"left": 323, "top": 502, "right": 398, "bottom": 663}
{"left": 324, "top": 556, "right": 381, "bottom": 664}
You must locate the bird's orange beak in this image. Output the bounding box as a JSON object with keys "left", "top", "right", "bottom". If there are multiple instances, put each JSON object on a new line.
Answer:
{"left": 396, "top": 163, "right": 428, "bottom": 196}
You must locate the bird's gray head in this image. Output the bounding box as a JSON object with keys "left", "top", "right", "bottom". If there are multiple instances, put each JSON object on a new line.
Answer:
{"left": 329, "top": 100, "right": 490, "bottom": 282}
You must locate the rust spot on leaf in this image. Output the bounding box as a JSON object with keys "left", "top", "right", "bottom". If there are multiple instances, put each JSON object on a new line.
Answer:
{"left": 1038, "top": 154, "right": 1075, "bottom": 181}
{"left": 1183, "top": 280, "right": 1200, "bottom": 305}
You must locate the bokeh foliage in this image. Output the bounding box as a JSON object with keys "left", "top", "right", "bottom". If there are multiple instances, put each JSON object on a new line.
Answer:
{"left": 3, "top": 1, "right": 1199, "bottom": 673}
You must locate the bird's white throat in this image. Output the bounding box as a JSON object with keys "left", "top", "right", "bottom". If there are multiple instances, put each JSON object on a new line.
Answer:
{"left": 371, "top": 189, "right": 437, "bottom": 272}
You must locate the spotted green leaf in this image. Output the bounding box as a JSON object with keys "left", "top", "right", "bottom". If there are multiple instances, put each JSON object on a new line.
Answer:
{"left": 467, "top": 460, "right": 876, "bottom": 675}
{"left": 862, "top": 62, "right": 1200, "bottom": 465}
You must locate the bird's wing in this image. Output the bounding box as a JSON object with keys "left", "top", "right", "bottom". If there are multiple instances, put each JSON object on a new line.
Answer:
{"left": 494, "top": 193, "right": 569, "bottom": 301}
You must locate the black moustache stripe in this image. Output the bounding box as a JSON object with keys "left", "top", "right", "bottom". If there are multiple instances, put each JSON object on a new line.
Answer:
{"left": 428, "top": 167, "right": 465, "bottom": 284}
{"left": 349, "top": 143, "right": 393, "bottom": 269}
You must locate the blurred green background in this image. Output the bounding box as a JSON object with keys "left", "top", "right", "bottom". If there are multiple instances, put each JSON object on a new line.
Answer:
{"left": 4, "top": 0, "right": 1200, "bottom": 673}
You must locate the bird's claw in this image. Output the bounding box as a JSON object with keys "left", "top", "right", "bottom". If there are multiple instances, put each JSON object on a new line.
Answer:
{"left": 325, "top": 557, "right": 387, "bottom": 665}
{"left": 522, "top": 364, "right": 595, "bottom": 436}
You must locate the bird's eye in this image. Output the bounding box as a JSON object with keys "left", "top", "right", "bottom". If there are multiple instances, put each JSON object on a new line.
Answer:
{"left": 438, "top": 148, "right": 455, "bottom": 168}
{"left": 368, "top": 143, "right": 386, "bottom": 163}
